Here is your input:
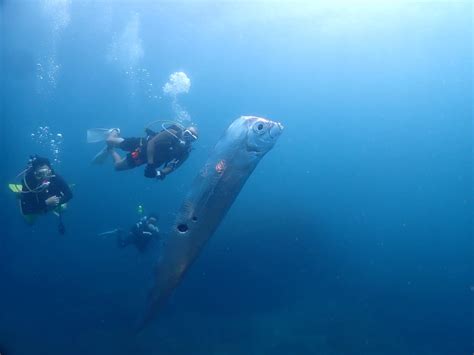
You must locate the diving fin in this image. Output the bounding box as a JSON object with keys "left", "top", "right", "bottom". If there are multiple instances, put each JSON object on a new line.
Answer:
{"left": 87, "top": 128, "right": 120, "bottom": 143}
{"left": 8, "top": 183, "right": 23, "bottom": 193}
{"left": 91, "top": 146, "right": 111, "bottom": 165}
{"left": 98, "top": 229, "right": 120, "bottom": 238}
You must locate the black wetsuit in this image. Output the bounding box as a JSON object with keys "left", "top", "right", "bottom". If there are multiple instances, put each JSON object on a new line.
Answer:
{"left": 118, "top": 217, "right": 160, "bottom": 252}
{"left": 20, "top": 172, "right": 73, "bottom": 215}
{"left": 118, "top": 136, "right": 148, "bottom": 165}
{"left": 119, "top": 126, "right": 191, "bottom": 175}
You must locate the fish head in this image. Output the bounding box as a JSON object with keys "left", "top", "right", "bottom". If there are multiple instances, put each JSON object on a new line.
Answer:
{"left": 241, "top": 116, "right": 284, "bottom": 153}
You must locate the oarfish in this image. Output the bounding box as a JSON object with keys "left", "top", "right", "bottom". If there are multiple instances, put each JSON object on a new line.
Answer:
{"left": 141, "top": 116, "right": 283, "bottom": 326}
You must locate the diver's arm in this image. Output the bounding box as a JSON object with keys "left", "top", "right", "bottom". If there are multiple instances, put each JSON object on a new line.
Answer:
{"left": 160, "top": 160, "right": 177, "bottom": 176}
{"left": 146, "top": 223, "right": 160, "bottom": 238}
{"left": 160, "top": 151, "right": 189, "bottom": 177}
{"left": 146, "top": 131, "right": 168, "bottom": 165}
{"left": 54, "top": 175, "right": 73, "bottom": 204}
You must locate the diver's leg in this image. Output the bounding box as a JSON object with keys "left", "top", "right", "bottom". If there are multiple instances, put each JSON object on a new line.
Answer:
{"left": 104, "top": 129, "right": 123, "bottom": 146}
{"left": 111, "top": 150, "right": 123, "bottom": 164}
{"left": 91, "top": 131, "right": 124, "bottom": 165}
{"left": 117, "top": 230, "right": 133, "bottom": 248}
{"left": 91, "top": 146, "right": 112, "bottom": 165}
{"left": 111, "top": 151, "right": 134, "bottom": 171}
{"left": 106, "top": 137, "right": 142, "bottom": 170}
{"left": 135, "top": 237, "right": 150, "bottom": 253}
{"left": 106, "top": 136, "right": 125, "bottom": 148}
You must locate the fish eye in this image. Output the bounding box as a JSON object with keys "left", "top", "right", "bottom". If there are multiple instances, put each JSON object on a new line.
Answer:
{"left": 253, "top": 121, "right": 266, "bottom": 134}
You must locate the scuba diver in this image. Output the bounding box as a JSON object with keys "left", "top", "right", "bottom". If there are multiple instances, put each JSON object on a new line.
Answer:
{"left": 11, "top": 155, "right": 73, "bottom": 234}
{"left": 88, "top": 122, "right": 199, "bottom": 179}
{"left": 98, "top": 214, "right": 160, "bottom": 253}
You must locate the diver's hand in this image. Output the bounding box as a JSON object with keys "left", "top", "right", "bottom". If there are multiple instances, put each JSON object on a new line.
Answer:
{"left": 144, "top": 164, "right": 157, "bottom": 178}
{"left": 45, "top": 196, "right": 60, "bottom": 207}
{"left": 148, "top": 224, "right": 160, "bottom": 233}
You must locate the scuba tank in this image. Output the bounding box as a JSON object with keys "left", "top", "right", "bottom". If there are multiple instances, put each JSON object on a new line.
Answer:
{"left": 145, "top": 120, "right": 186, "bottom": 145}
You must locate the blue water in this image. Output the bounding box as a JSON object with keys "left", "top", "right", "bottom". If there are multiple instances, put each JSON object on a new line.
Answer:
{"left": 1, "top": 1, "right": 472, "bottom": 354}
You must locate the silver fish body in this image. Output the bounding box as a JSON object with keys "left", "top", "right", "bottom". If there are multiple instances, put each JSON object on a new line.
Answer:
{"left": 142, "top": 116, "right": 283, "bottom": 326}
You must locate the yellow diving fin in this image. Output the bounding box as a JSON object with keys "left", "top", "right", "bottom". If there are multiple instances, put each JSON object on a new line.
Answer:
{"left": 8, "top": 183, "right": 23, "bottom": 194}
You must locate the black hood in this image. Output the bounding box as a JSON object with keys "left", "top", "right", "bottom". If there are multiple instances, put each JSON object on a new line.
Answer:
{"left": 31, "top": 156, "right": 52, "bottom": 170}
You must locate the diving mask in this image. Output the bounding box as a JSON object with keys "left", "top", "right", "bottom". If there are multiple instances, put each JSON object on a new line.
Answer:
{"left": 34, "top": 167, "right": 53, "bottom": 180}
{"left": 183, "top": 129, "right": 198, "bottom": 142}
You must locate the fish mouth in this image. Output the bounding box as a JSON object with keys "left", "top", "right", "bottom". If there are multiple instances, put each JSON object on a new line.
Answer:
{"left": 269, "top": 122, "right": 284, "bottom": 139}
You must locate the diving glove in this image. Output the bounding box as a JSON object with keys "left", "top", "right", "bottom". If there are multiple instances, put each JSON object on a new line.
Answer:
{"left": 144, "top": 164, "right": 157, "bottom": 178}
